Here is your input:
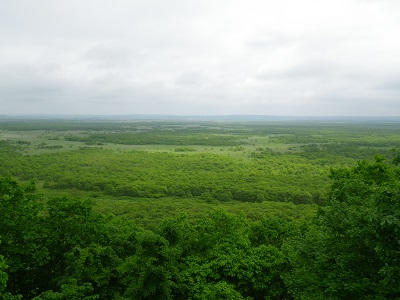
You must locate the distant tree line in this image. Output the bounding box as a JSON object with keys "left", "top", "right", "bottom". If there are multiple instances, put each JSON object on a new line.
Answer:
{"left": 64, "top": 132, "right": 242, "bottom": 146}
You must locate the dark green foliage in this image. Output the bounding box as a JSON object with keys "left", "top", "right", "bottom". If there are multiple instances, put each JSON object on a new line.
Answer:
{"left": 174, "top": 147, "right": 196, "bottom": 152}
{"left": 0, "top": 141, "right": 24, "bottom": 158}
{"left": 119, "top": 231, "right": 176, "bottom": 299}
{"left": 32, "top": 280, "right": 99, "bottom": 300}
{"left": 158, "top": 211, "right": 292, "bottom": 300}
{"left": 64, "top": 132, "right": 242, "bottom": 146}
{"left": 0, "top": 179, "right": 127, "bottom": 299}
{"left": 36, "top": 144, "right": 63, "bottom": 150}
{"left": 38, "top": 197, "right": 110, "bottom": 295}
{"left": 285, "top": 154, "right": 400, "bottom": 299}
{"left": 62, "top": 245, "right": 120, "bottom": 298}
{"left": 0, "top": 256, "right": 11, "bottom": 297}
{"left": 0, "top": 177, "right": 48, "bottom": 298}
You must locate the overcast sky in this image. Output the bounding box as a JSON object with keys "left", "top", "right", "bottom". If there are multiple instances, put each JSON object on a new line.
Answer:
{"left": 1, "top": 0, "right": 400, "bottom": 116}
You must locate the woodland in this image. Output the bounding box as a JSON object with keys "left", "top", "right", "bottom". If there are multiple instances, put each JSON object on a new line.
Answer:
{"left": 0, "top": 118, "right": 399, "bottom": 299}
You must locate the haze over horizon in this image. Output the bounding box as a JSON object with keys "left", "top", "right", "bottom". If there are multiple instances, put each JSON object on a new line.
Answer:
{"left": 1, "top": 0, "right": 400, "bottom": 116}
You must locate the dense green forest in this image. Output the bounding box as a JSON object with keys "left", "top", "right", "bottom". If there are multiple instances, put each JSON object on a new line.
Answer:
{"left": 1, "top": 119, "right": 400, "bottom": 299}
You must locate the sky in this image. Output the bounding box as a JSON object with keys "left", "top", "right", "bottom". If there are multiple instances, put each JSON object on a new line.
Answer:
{"left": 1, "top": 0, "right": 400, "bottom": 116}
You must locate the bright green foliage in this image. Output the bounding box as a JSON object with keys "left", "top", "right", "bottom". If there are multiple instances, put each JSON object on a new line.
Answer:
{"left": 286, "top": 154, "right": 400, "bottom": 299}
{"left": 1, "top": 148, "right": 329, "bottom": 204}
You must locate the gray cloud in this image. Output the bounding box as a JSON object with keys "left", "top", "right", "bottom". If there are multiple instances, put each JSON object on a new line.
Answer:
{"left": 1, "top": 0, "right": 400, "bottom": 116}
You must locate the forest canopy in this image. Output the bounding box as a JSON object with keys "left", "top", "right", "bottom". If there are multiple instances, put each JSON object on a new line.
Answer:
{"left": 0, "top": 151, "right": 399, "bottom": 299}
{"left": 0, "top": 120, "right": 400, "bottom": 299}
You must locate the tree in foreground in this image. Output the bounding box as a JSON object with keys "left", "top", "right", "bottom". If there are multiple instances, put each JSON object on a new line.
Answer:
{"left": 285, "top": 150, "right": 400, "bottom": 299}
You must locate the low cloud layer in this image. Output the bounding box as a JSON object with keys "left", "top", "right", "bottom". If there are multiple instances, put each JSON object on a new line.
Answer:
{"left": 1, "top": 0, "right": 399, "bottom": 115}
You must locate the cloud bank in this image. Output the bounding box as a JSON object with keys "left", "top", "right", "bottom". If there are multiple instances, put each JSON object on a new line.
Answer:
{"left": 1, "top": 0, "right": 400, "bottom": 115}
